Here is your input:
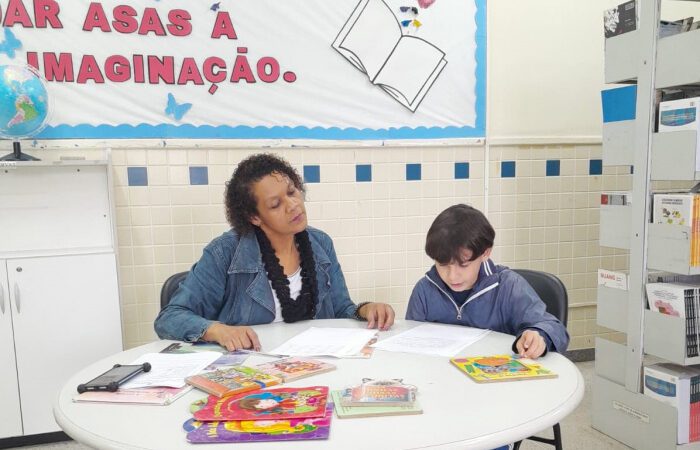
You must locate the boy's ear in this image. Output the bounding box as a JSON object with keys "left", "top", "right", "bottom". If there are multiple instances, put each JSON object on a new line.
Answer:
{"left": 482, "top": 247, "right": 493, "bottom": 260}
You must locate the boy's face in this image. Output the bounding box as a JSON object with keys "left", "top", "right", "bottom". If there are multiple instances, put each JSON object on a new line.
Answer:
{"left": 435, "top": 247, "right": 492, "bottom": 292}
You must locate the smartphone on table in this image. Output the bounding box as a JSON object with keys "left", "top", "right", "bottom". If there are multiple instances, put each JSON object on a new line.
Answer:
{"left": 76, "top": 363, "right": 151, "bottom": 393}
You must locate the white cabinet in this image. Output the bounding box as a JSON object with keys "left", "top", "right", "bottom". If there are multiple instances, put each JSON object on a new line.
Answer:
{"left": 0, "top": 260, "right": 22, "bottom": 439}
{"left": 0, "top": 159, "right": 123, "bottom": 439}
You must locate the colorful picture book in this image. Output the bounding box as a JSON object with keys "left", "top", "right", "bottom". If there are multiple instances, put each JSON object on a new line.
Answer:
{"left": 73, "top": 385, "right": 191, "bottom": 406}
{"left": 186, "top": 366, "right": 281, "bottom": 397}
{"left": 192, "top": 386, "right": 329, "bottom": 421}
{"left": 340, "top": 379, "right": 416, "bottom": 407}
{"left": 451, "top": 355, "right": 557, "bottom": 383}
{"left": 255, "top": 357, "right": 336, "bottom": 382}
{"left": 331, "top": 390, "right": 422, "bottom": 418}
{"left": 183, "top": 403, "right": 333, "bottom": 443}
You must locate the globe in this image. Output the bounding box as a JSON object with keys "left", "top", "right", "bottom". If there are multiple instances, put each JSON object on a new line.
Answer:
{"left": 0, "top": 64, "right": 50, "bottom": 140}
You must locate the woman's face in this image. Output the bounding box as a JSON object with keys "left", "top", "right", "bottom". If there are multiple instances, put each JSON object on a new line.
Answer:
{"left": 250, "top": 172, "right": 307, "bottom": 239}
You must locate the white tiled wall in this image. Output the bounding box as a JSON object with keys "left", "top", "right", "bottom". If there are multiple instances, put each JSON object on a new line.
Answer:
{"left": 110, "top": 142, "right": 627, "bottom": 350}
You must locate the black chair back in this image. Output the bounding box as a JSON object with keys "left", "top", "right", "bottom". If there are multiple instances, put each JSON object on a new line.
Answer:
{"left": 512, "top": 269, "right": 568, "bottom": 326}
{"left": 160, "top": 271, "right": 189, "bottom": 310}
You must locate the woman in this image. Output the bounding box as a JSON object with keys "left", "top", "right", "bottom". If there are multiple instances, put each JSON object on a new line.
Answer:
{"left": 154, "top": 153, "right": 395, "bottom": 351}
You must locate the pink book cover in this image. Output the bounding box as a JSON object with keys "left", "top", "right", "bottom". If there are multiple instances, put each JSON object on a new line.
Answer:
{"left": 193, "top": 386, "right": 329, "bottom": 422}
{"left": 183, "top": 403, "right": 333, "bottom": 443}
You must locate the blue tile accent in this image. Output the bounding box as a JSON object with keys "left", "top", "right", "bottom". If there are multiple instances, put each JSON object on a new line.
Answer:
{"left": 546, "top": 160, "right": 560, "bottom": 177}
{"left": 454, "top": 162, "right": 470, "bottom": 179}
{"left": 406, "top": 163, "right": 421, "bottom": 181}
{"left": 189, "top": 166, "right": 209, "bottom": 185}
{"left": 127, "top": 167, "right": 148, "bottom": 186}
{"left": 601, "top": 85, "right": 637, "bottom": 123}
{"left": 589, "top": 159, "right": 603, "bottom": 175}
{"left": 356, "top": 164, "right": 372, "bottom": 182}
{"left": 501, "top": 161, "right": 516, "bottom": 178}
{"left": 303, "top": 165, "right": 320, "bottom": 183}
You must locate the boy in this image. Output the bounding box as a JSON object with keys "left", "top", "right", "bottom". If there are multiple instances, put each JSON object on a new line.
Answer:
{"left": 406, "top": 204, "right": 569, "bottom": 358}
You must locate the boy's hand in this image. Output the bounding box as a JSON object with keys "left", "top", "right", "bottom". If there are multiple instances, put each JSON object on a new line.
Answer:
{"left": 203, "top": 323, "right": 261, "bottom": 352}
{"left": 359, "top": 302, "right": 395, "bottom": 331}
{"left": 515, "top": 330, "right": 546, "bottom": 359}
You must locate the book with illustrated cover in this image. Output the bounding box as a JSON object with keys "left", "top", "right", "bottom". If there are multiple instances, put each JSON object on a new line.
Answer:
{"left": 183, "top": 403, "right": 333, "bottom": 443}
{"left": 332, "top": 0, "right": 446, "bottom": 112}
{"left": 604, "top": 0, "right": 637, "bottom": 38}
{"left": 193, "top": 386, "right": 329, "bottom": 422}
{"left": 330, "top": 390, "right": 422, "bottom": 418}
{"left": 340, "top": 379, "right": 416, "bottom": 407}
{"left": 451, "top": 355, "right": 557, "bottom": 383}
{"left": 255, "top": 357, "right": 336, "bottom": 382}
{"left": 186, "top": 366, "right": 281, "bottom": 398}
{"left": 73, "top": 385, "right": 191, "bottom": 406}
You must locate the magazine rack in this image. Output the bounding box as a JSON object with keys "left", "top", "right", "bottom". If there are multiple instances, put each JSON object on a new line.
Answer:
{"left": 592, "top": 1, "right": 700, "bottom": 448}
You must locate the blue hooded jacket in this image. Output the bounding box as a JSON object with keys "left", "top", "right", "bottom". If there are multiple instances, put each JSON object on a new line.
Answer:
{"left": 405, "top": 259, "right": 569, "bottom": 354}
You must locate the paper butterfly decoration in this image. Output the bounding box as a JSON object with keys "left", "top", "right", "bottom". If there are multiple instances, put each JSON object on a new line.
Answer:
{"left": 165, "top": 93, "right": 192, "bottom": 121}
{"left": 0, "top": 28, "right": 22, "bottom": 58}
{"left": 211, "top": 2, "right": 221, "bottom": 11}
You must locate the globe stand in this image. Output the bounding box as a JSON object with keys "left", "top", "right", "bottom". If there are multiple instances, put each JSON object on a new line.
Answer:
{"left": 0, "top": 141, "right": 40, "bottom": 161}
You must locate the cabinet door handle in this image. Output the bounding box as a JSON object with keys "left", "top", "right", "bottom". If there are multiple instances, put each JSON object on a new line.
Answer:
{"left": 13, "top": 283, "right": 20, "bottom": 314}
{"left": 0, "top": 283, "right": 4, "bottom": 314}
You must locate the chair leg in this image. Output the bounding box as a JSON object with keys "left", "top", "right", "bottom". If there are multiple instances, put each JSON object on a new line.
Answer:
{"left": 517, "top": 423, "right": 562, "bottom": 449}
{"left": 553, "top": 423, "right": 563, "bottom": 450}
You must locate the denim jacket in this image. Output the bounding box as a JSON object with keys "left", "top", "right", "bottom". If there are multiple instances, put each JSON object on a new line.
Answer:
{"left": 154, "top": 227, "right": 358, "bottom": 342}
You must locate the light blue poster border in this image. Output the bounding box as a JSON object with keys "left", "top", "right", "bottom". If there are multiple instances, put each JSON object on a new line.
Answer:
{"left": 37, "top": 0, "right": 486, "bottom": 140}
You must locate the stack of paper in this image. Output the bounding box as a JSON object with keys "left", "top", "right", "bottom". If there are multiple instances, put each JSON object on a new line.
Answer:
{"left": 269, "top": 327, "right": 377, "bottom": 358}
{"left": 371, "top": 323, "right": 490, "bottom": 357}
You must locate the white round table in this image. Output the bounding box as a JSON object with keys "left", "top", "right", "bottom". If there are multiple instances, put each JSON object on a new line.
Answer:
{"left": 54, "top": 319, "right": 584, "bottom": 450}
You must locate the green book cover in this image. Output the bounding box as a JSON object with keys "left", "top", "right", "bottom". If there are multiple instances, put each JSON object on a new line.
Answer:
{"left": 331, "top": 390, "right": 422, "bottom": 418}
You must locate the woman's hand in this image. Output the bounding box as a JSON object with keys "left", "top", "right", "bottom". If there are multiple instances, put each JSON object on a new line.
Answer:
{"left": 203, "top": 323, "right": 261, "bottom": 351}
{"left": 359, "top": 302, "right": 395, "bottom": 331}
{"left": 515, "top": 329, "right": 546, "bottom": 359}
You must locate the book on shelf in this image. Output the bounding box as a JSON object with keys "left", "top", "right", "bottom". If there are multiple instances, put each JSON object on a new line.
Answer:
{"left": 450, "top": 355, "right": 557, "bottom": 383}
{"left": 658, "top": 97, "right": 700, "bottom": 173}
{"left": 185, "top": 366, "right": 281, "bottom": 398}
{"left": 339, "top": 379, "right": 417, "bottom": 407}
{"left": 330, "top": 390, "right": 422, "bottom": 418}
{"left": 652, "top": 193, "right": 700, "bottom": 267}
{"left": 646, "top": 282, "right": 700, "bottom": 358}
{"left": 184, "top": 403, "right": 333, "bottom": 443}
{"left": 644, "top": 363, "right": 700, "bottom": 444}
{"left": 332, "top": 0, "right": 446, "bottom": 112}
{"left": 193, "top": 386, "right": 329, "bottom": 421}
{"left": 255, "top": 357, "right": 336, "bottom": 382}
{"left": 73, "top": 385, "right": 191, "bottom": 406}
{"left": 604, "top": 0, "right": 636, "bottom": 38}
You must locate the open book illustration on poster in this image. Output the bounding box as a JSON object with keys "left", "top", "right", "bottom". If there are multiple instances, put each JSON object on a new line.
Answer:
{"left": 332, "top": 0, "right": 447, "bottom": 112}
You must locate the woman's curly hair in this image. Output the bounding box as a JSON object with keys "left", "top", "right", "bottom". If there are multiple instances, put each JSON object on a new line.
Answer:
{"left": 225, "top": 153, "right": 305, "bottom": 235}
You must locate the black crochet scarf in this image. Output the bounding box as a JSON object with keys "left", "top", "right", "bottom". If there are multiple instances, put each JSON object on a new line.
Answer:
{"left": 254, "top": 227, "right": 318, "bottom": 322}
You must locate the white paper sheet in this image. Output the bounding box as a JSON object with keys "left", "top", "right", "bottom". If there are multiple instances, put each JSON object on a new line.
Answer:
{"left": 121, "top": 351, "right": 221, "bottom": 389}
{"left": 269, "top": 327, "right": 378, "bottom": 358}
{"left": 371, "top": 323, "right": 490, "bottom": 357}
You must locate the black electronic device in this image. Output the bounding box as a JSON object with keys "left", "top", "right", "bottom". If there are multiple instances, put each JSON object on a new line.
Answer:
{"left": 76, "top": 363, "right": 151, "bottom": 394}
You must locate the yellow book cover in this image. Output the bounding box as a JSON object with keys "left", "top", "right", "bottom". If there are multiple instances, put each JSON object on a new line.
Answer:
{"left": 450, "top": 355, "right": 557, "bottom": 383}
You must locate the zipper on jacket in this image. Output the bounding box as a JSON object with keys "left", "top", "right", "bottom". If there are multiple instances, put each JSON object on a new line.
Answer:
{"left": 424, "top": 275, "right": 462, "bottom": 319}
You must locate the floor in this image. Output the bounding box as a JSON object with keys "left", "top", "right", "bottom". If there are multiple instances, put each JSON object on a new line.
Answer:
{"left": 10, "top": 361, "right": 631, "bottom": 450}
